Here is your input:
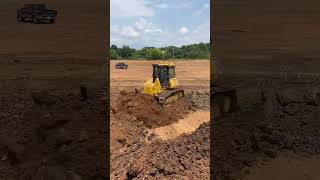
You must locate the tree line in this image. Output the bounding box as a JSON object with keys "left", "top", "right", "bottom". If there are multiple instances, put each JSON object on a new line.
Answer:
{"left": 110, "top": 42, "right": 210, "bottom": 60}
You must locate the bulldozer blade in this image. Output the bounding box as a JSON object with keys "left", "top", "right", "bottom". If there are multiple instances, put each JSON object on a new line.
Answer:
{"left": 157, "top": 89, "right": 184, "bottom": 105}
{"left": 211, "top": 86, "right": 238, "bottom": 114}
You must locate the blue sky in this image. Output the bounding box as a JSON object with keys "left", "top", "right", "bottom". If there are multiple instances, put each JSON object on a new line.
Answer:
{"left": 111, "top": 0, "right": 210, "bottom": 49}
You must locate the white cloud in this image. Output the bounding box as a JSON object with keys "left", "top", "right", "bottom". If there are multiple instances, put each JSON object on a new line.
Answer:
{"left": 121, "top": 26, "right": 141, "bottom": 38}
{"left": 111, "top": 21, "right": 209, "bottom": 48}
{"left": 179, "top": 26, "right": 189, "bottom": 35}
{"left": 110, "top": 1, "right": 210, "bottom": 48}
{"left": 111, "top": 0, "right": 154, "bottom": 18}
{"left": 111, "top": 18, "right": 165, "bottom": 46}
{"left": 111, "top": 24, "right": 141, "bottom": 42}
{"left": 144, "top": 28, "right": 163, "bottom": 33}
{"left": 134, "top": 18, "right": 163, "bottom": 34}
{"left": 134, "top": 18, "right": 150, "bottom": 30}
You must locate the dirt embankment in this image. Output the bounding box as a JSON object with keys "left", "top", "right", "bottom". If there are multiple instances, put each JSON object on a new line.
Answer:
{"left": 110, "top": 88, "right": 210, "bottom": 179}
{"left": 0, "top": 89, "right": 107, "bottom": 179}
{"left": 212, "top": 0, "right": 320, "bottom": 178}
{"left": 154, "top": 110, "right": 210, "bottom": 140}
{"left": 212, "top": 82, "right": 320, "bottom": 180}
{"left": 126, "top": 122, "right": 210, "bottom": 179}
{"left": 112, "top": 89, "right": 193, "bottom": 128}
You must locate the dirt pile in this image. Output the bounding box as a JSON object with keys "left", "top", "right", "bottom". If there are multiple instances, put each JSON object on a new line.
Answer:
{"left": 113, "top": 89, "right": 193, "bottom": 128}
{"left": 0, "top": 90, "right": 107, "bottom": 179}
{"left": 127, "top": 122, "right": 210, "bottom": 179}
{"left": 264, "top": 86, "right": 320, "bottom": 154}
{"left": 212, "top": 84, "right": 320, "bottom": 180}
{"left": 110, "top": 87, "right": 210, "bottom": 179}
{"left": 187, "top": 90, "right": 210, "bottom": 111}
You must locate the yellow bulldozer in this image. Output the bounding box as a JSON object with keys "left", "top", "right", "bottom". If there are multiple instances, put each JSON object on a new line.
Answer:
{"left": 143, "top": 60, "right": 237, "bottom": 114}
{"left": 143, "top": 61, "right": 184, "bottom": 105}
{"left": 211, "top": 58, "right": 238, "bottom": 114}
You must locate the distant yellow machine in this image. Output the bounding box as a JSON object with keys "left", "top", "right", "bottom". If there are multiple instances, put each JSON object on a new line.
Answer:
{"left": 144, "top": 61, "right": 184, "bottom": 105}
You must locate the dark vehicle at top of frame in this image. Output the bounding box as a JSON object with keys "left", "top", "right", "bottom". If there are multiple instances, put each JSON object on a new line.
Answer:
{"left": 17, "top": 4, "right": 58, "bottom": 24}
{"left": 115, "top": 63, "right": 128, "bottom": 69}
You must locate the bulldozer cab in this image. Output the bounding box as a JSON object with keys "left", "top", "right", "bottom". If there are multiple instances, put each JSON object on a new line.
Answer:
{"left": 144, "top": 62, "right": 183, "bottom": 105}
{"left": 152, "top": 63, "right": 176, "bottom": 88}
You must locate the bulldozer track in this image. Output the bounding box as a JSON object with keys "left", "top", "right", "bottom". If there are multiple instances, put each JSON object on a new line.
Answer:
{"left": 157, "top": 89, "right": 184, "bottom": 105}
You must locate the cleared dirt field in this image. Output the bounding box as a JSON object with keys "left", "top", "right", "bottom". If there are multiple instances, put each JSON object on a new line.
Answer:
{"left": 111, "top": 60, "right": 210, "bottom": 88}
{"left": 212, "top": 0, "right": 320, "bottom": 179}
{"left": 0, "top": 0, "right": 107, "bottom": 179}
{"left": 110, "top": 60, "right": 210, "bottom": 179}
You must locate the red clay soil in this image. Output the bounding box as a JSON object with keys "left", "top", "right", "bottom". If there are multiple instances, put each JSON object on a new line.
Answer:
{"left": 110, "top": 88, "right": 210, "bottom": 179}
{"left": 127, "top": 122, "right": 210, "bottom": 179}
{"left": 0, "top": 90, "right": 107, "bottom": 179}
{"left": 212, "top": 82, "right": 320, "bottom": 180}
{"left": 113, "top": 89, "right": 193, "bottom": 128}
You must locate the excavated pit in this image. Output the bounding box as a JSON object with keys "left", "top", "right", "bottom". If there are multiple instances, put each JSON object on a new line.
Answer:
{"left": 110, "top": 88, "right": 210, "bottom": 179}
{"left": 153, "top": 110, "right": 210, "bottom": 140}
{"left": 112, "top": 89, "right": 209, "bottom": 129}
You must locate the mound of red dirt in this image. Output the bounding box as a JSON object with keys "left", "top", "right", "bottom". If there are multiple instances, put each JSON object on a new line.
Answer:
{"left": 212, "top": 85, "right": 320, "bottom": 180}
{"left": 125, "top": 122, "right": 210, "bottom": 179}
{"left": 0, "top": 90, "right": 107, "bottom": 179}
{"left": 113, "top": 90, "right": 193, "bottom": 128}
{"left": 110, "top": 88, "right": 210, "bottom": 179}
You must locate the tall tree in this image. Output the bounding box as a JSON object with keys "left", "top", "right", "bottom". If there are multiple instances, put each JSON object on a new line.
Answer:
{"left": 118, "top": 45, "right": 135, "bottom": 59}
{"left": 110, "top": 44, "right": 118, "bottom": 50}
